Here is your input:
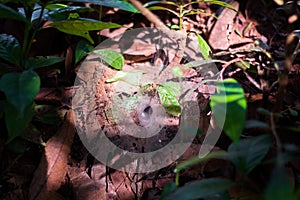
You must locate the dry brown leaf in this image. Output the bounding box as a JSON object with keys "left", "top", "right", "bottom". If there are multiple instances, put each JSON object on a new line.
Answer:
{"left": 29, "top": 110, "right": 75, "bottom": 200}
{"left": 68, "top": 167, "right": 108, "bottom": 200}
{"left": 208, "top": 1, "right": 240, "bottom": 50}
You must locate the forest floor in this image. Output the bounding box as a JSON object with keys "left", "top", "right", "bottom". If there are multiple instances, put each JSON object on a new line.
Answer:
{"left": 0, "top": 0, "right": 300, "bottom": 200}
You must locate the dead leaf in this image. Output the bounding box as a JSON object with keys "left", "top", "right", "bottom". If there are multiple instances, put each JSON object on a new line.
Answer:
{"left": 29, "top": 110, "right": 75, "bottom": 200}
{"left": 68, "top": 167, "right": 108, "bottom": 200}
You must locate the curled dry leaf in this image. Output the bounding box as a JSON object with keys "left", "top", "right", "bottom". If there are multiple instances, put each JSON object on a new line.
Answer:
{"left": 29, "top": 110, "right": 75, "bottom": 200}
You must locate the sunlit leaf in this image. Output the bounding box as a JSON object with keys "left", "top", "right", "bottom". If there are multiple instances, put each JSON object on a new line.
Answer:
{"left": 4, "top": 101, "right": 34, "bottom": 144}
{"left": 147, "top": 6, "right": 179, "bottom": 17}
{"left": 106, "top": 70, "right": 144, "bottom": 85}
{"left": 228, "top": 134, "right": 271, "bottom": 175}
{"left": 0, "top": 4, "right": 27, "bottom": 22}
{"left": 0, "top": 70, "right": 40, "bottom": 117}
{"left": 49, "top": 19, "right": 121, "bottom": 44}
{"left": 234, "top": 60, "right": 250, "bottom": 70}
{"left": 0, "top": 34, "right": 21, "bottom": 67}
{"left": 25, "top": 56, "right": 65, "bottom": 69}
{"left": 184, "top": 59, "right": 222, "bottom": 68}
{"left": 93, "top": 49, "right": 124, "bottom": 70}
{"left": 75, "top": 40, "right": 94, "bottom": 63}
{"left": 210, "top": 78, "right": 247, "bottom": 143}
{"left": 45, "top": 3, "right": 68, "bottom": 11}
{"left": 196, "top": 33, "right": 212, "bottom": 60}
{"left": 157, "top": 83, "right": 182, "bottom": 116}
{"left": 172, "top": 66, "right": 183, "bottom": 77}
{"left": 165, "top": 178, "right": 233, "bottom": 200}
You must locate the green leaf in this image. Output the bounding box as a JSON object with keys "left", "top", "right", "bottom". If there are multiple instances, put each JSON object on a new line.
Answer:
{"left": 265, "top": 156, "right": 297, "bottom": 200}
{"left": 210, "top": 78, "right": 247, "bottom": 143}
{"left": 160, "top": 182, "right": 177, "bottom": 200}
{"left": 147, "top": 6, "right": 179, "bottom": 17}
{"left": 228, "top": 134, "right": 271, "bottom": 175}
{"left": 33, "top": 105, "right": 64, "bottom": 125}
{"left": 144, "top": 1, "right": 179, "bottom": 8}
{"left": 45, "top": 6, "right": 95, "bottom": 22}
{"left": 4, "top": 101, "right": 34, "bottom": 144}
{"left": 196, "top": 33, "right": 212, "bottom": 60}
{"left": 0, "top": 70, "right": 40, "bottom": 117}
{"left": 165, "top": 178, "right": 233, "bottom": 200}
{"left": 49, "top": 19, "right": 121, "bottom": 44}
{"left": 25, "top": 56, "right": 65, "bottom": 69}
{"left": 175, "top": 151, "right": 228, "bottom": 173}
{"left": 234, "top": 60, "right": 250, "bottom": 70}
{"left": 202, "top": 0, "right": 237, "bottom": 11}
{"left": 0, "top": 34, "right": 21, "bottom": 67}
{"left": 171, "top": 66, "right": 183, "bottom": 78}
{"left": 45, "top": 3, "right": 68, "bottom": 11}
{"left": 184, "top": 59, "right": 222, "bottom": 68}
{"left": 106, "top": 70, "right": 145, "bottom": 85}
{"left": 93, "top": 49, "right": 124, "bottom": 70}
{"left": 244, "top": 120, "right": 269, "bottom": 129}
{"left": 157, "top": 83, "right": 181, "bottom": 116}
{"left": 75, "top": 40, "right": 94, "bottom": 63}
{"left": 0, "top": 4, "right": 27, "bottom": 22}
{"left": 64, "top": 0, "right": 138, "bottom": 12}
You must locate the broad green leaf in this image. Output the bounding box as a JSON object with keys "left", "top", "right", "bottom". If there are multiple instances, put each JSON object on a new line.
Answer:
{"left": 75, "top": 40, "right": 94, "bottom": 63}
{"left": 160, "top": 182, "right": 177, "bottom": 200}
{"left": 160, "top": 81, "right": 181, "bottom": 98}
{"left": 228, "top": 134, "right": 271, "bottom": 175}
{"left": 93, "top": 49, "right": 124, "bottom": 70}
{"left": 196, "top": 33, "right": 212, "bottom": 60}
{"left": 45, "top": 3, "right": 68, "bottom": 11}
{"left": 106, "top": 70, "right": 144, "bottom": 85}
{"left": 244, "top": 120, "right": 269, "bottom": 129}
{"left": 157, "top": 84, "right": 181, "bottom": 116}
{"left": 4, "top": 101, "right": 34, "bottom": 144}
{"left": 45, "top": 6, "right": 95, "bottom": 22}
{"left": 0, "top": 70, "right": 40, "bottom": 117}
{"left": 0, "top": 4, "right": 27, "bottom": 22}
{"left": 0, "top": 34, "right": 21, "bottom": 67}
{"left": 265, "top": 156, "right": 297, "bottom": 200}
{"left": 25, "top": 56, "right": 65, "bottom": 69}
{"left": 49, "top": 19, "right": 121, "bottom": 44}
{"left": 165, "top": 178, "right": 233, "bottom": 200}
{"left": 64, "top": 0, "right": 138, "bottom": 12}
{"left": 210, "top": 78, "right": 247, "bottom": 143}
{"left": 184, "top": 59, "right": 222, "bottom": 68}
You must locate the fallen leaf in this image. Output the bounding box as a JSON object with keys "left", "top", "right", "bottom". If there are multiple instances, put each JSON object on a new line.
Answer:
{"left": 68, "top": 167, "right": 107, "bottom": 200}
{"left": 29, "top": 110, "right": 75, "bottom": 200}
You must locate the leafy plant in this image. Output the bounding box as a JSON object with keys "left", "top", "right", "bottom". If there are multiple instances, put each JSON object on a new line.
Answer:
{"left": 0, "top": 0, "right": 126, "bottom": 143}
{"left": 144, "top": 0, "right": 236, "bottom": 30}
{"left": 210, "top": 78, "right": 247, "bottom": 143}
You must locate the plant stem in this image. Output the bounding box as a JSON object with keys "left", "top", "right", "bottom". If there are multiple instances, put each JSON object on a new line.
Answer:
{"left": 270, "top": 112, "right": 282, "bottom": 154}
{"left": 98, "top": 5, "right": 102, "bottom": 43}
